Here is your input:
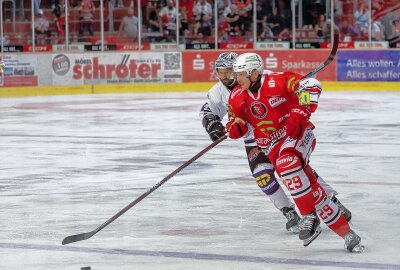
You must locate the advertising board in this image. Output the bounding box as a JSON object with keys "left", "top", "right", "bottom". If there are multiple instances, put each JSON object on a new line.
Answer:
{"left": 182, "top": 50, "right": 337, "bottom": 82}
{"left": 51, "top": 52, "right": 182, "bottom": 85}
{"left": 0, "top": 54, "right": 38, "bottom": 87}
{"left": 337, "top": 51, "right": 400, "bottom": 81}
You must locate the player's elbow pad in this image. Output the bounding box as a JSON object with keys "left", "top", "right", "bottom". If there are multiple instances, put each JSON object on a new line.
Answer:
{"left": 297, "top": 78, "right": 322, "bottom": 113}
{"left": 199, "top": 102, "right": 213, "bottom": 119}
{"left": 202, "top": 114, "right": 219, "bottom": 129}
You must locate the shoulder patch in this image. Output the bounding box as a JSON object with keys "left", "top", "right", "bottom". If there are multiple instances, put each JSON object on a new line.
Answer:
{"left": 230, "top": 87, "right": 244, "bottom": 99}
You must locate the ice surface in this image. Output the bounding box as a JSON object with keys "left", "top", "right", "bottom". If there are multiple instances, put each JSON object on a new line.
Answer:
{"left": 0, "top": 92, "right": 400, "bottom": 270}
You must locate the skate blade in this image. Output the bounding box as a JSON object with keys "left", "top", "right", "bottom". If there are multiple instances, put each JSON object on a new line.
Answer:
{"left": 288, "top": 225, "right": 300, "bottom": 234}
{"left": 348, "top": 243, "right": 366, "bottom": 253}
{"left": 303, "top": 227, "right": 322, "bottom": 247}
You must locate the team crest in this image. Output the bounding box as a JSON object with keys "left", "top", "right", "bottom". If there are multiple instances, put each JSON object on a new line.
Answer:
{"left": 250, "top": 101, "right": 268, "bottom": 119}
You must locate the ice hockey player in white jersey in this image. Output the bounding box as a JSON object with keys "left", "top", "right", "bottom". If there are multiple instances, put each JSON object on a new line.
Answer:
{"left": 200, "top": 52, "right": 352, "bottom": 233}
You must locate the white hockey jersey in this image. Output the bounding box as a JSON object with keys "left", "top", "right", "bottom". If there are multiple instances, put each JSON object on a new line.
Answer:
{"left": 200, "top": 81, "right": 256, "bottom": 146}
{"left": 199, "top": 81, "right": 230, "bottom": 121}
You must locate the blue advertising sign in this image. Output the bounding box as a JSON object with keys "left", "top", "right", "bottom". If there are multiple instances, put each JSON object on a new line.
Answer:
{"left": 337, "top": 51, "right": 400, "bottom": 81}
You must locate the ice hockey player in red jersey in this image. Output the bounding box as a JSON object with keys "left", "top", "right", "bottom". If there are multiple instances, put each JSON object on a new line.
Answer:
{"left": 226, "top": 52, "right": 364, "bottom": 252}
{"left": 200, "top": 52, "right": 301, "bottom": 232}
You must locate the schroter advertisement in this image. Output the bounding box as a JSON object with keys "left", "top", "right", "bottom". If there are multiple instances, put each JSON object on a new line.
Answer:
{"left": 51, "top": 52, "right": 182, "bottom": 85}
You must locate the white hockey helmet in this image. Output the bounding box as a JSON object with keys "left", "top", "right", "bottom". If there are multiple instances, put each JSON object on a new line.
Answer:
{"left": 233, "top": 53, "right": 264, "bottom": 76}
{"left": 214, "top": 52, "right": 238, "bottom": 71}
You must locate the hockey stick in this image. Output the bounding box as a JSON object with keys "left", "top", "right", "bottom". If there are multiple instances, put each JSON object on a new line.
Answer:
{"left": 304, "top": 26, "right": 339, "bottom": 78}
{"left": 62, "top": 29, "right": 339, "bottom": 246}
{"left": 62, "top": 135, "right": 227, "bottom": 245}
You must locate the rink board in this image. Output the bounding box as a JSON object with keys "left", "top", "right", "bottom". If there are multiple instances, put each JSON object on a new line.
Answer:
{"left": 1, "top": 82, "right": 400, "bottom": 98}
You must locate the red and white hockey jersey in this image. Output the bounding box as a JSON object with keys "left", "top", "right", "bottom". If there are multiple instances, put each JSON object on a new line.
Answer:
{"left": 227, "top": 70, "right": 321, "bottom": 150}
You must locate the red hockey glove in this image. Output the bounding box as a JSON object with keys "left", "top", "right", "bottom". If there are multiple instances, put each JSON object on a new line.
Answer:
{"left": 226, "top": 117, "right": 248, "bottom": 139}
{"left": 285, "top": 107, "right": 311, "bottom": 139}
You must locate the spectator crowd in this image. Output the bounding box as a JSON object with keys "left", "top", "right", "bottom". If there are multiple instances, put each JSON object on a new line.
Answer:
{"left": 0, "top": 0, "right": 398, "bottom": 47}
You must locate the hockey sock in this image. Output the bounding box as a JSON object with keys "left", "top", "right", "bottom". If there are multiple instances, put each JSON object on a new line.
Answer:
{"left": 315, "top": 196, "right": 350, "bottom": 237}
{"left": 306, "top": 166, "right": 350, "bottom": 237}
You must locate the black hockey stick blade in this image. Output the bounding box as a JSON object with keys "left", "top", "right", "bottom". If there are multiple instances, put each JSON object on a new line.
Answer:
{"left": 304, "top": 26, "right": 339, "bottom": 78}
{"left": 62, "top": 229, "right": 99, "bottom": 245}
{"left": 62, "top": 135, "right": 227, "bottom": 245}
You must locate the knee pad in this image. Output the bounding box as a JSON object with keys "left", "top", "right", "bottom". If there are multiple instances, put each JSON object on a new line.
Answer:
{"left": 254, "top": 164, "right": 279, "bottom": 195}
{"left": 275, "top": 151, "right": 303, "bottom": 177}
{"left": 275, "top": 153, "right": 313, "bottom": 214}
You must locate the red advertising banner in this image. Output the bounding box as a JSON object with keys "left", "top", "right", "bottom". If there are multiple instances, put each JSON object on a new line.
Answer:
{"left": 24, "top": 45, "right": 53, "bottom": 52}
{"left": 320, "top": 42, "right": 355, "bottom": 49}
{"left": 116, "top": 43, "right": 151, "bottom": 51}
{"left": 3, "top": 76, "right": 38, "bottom": 86}
{"left": 182, "top": 50, "right": 337, "bottom": 82}
{"left": 182, "top": 51, "right": 221, "bottom": 82}
{"left": 219, "top": 42, "right": 254, "bottom": 49}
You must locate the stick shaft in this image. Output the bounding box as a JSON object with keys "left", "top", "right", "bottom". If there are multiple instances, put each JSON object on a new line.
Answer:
{"left": 62, "top": 135, "right": 227, "bottom": 245}
{"left": 97, "top": 135, "right": 227, "bottom": 231}
{"left": 305, "top": 27, "right": 339, "bottom": 78}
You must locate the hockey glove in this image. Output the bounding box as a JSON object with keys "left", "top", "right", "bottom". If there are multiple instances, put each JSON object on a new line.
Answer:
{"left": 226, "top": 117, "right": 248, "bottom": 139}
{"left": 286, "top": 107, "right": 311, "bottom": 139}
{"left": 203, "top": 114, "right": 226, "bottom": 141}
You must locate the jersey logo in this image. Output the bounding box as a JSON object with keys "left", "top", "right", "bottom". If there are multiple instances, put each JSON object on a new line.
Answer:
{"left": 250, "top": 101, "right": 268, "bottom": 119}
{"left": 268, "top": 78, "right": 276, "bottom": 88}
{"left": 287, "top": 76, "right": 298, "bottom": 92}
{"left": 268, "top": 97, "right": 286, "bottom": 108}
{"left": 257, "top": 120, "right": 276, "bottom": 136}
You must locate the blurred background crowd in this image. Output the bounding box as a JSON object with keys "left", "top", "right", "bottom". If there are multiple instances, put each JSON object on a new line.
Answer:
{"left": 1, "top": 0, "right": 399, "bottom": 48}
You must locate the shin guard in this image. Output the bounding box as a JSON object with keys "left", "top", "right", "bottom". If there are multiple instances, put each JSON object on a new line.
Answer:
{"left": 254, "top": 164, "right": 280, "bottom": 195}
{"left": 305, "top": 166, "right": 350, "bottom": 237}
{"left": 315, "top": 196, "right": 350, "bottom": 238}
{"left": 275, "top": 152, "right": 321, "bottom": 215}
{"left": 254, "top": 163, "right": 295, "bottom": 213}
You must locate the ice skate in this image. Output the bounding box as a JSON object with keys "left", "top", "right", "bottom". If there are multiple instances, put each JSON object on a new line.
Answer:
{"left": 331, "top": 195, "right": 352, "bottom": 222}
{"left": 344, "top": 229, "right": 365, "bottom": 253}
{"left": 281, "top": 207, "right": 300, "bottom": 233}
{"left": 299, "top": 211, "right": 322, "bottom": 246}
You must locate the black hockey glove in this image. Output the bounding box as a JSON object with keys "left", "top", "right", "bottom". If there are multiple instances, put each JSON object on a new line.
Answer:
{"left": 202, "top": 114, "right": 226, "bottom": 141}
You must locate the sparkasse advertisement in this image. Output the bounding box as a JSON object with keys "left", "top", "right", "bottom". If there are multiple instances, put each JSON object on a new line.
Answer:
{"left": 51, "top": 52, "right": 182, "bottom": 85}
{"left": 182, "top": 50, "right": 337, "bottom": 83}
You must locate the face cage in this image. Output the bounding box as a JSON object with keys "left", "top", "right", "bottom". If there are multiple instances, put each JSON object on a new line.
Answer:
{"left": 216, "top": 67, "right": 235, "bottom": 80}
